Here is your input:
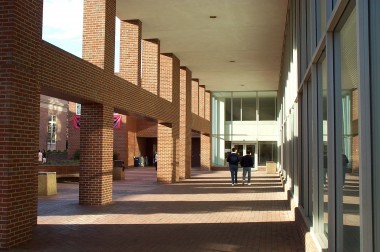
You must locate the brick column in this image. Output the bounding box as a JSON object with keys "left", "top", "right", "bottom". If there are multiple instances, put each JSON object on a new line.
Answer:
{"left": 179, "top": 67, "right": 192, "bottom": 179}
{"left": 142, "top": 39, "right": 160, "bottom": 95}
{"left": 0, "top": 0, "right": 42, "bottom": 248}
{"left": 199, "top": 85, "right": 206, "bottom": 118}
{"left": 201, "top": 134, "right": 211, "bottom": 171}
{"left": 79, "top": 104, "right": 114, "bottom": 205}
{"left": 205, "top": 91, "right": 211, "bottom": 121}
{"left": 192, "top": 79, "right": 199, "bottom": 115}
{"left": 119, "top": 20, "right": 142, "bottom": 85}
{"left": 160, "top": 53, "right": 180, "bottom": 102}
{"left": 83, "top": 0, "right": 115, "bottom": 73}
{"left": 126, "top": 115, "right": 138, "bottom": 166}
{"left": 157, "top": 123, "right": 175, "bottom": 183}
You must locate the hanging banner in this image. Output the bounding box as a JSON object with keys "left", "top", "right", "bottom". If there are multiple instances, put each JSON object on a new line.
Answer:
{"left": 73, "top": 115, "right": 122, "bottom": 129}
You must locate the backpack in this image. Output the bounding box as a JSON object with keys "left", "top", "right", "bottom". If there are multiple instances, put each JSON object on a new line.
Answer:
{"left": 229, "top": 153, "right": 239, "bottom": 164}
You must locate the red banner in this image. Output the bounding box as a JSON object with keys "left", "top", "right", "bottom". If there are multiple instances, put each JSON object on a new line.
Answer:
{"left": 73, "top": 115, "right": 122, "bottom": 129}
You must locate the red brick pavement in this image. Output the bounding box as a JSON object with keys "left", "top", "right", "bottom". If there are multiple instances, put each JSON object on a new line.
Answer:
{"left": 13, "top": 168, "right": 304, "bottom": 252}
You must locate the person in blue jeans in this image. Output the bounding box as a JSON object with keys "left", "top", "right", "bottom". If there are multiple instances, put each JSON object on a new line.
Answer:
{"left": 240, "top": 150, "right": 254, "bottom": 185}
{"left": 227, "top": 148, "right": 240, "bottom": 186}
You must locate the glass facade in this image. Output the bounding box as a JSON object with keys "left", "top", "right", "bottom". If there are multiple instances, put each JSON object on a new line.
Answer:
{"left": 276, "top": 0, "right": 374, "bottom": 250}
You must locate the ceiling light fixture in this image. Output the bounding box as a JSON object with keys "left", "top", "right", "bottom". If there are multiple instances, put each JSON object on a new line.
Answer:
{"left": 209, "top": 16, "right": 217, "bottom": 19}
{"left": 229, "top": 60, "right": 235, "bottom": 63}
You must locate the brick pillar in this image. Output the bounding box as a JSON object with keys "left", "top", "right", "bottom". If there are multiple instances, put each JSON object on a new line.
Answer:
{"left": 157, "top": 123, "right": 175, "bottom": 183}
{"left": 0, "top": 0, "right": 42, "bottom": 248}
{"left": 201, "top": 134, "right": 211, "bottom": 171}
{"left": 79, "top": 103, "right": 114, "bottom": 205}
{"left": 142, "top": 39, "right": 160, "bottom": 95}
{"left": 126, "top": 115, "right": 138, "bottom": 166}
{"left": 179, "top": 67, "right": 192, "bottom": 179}
{"left": 160, "top": 53, "right": 180, "bottom": 102}
{"left": 119, "top": 20, "right": 142, "bottom": 85}
{"left": 199, "top": 85, "right": 206, "bottom": 118}
{"left": 205, "top": 91, "right": 211, "bottom": 121}
{"left": 83, "top": 0, "right": 115, "bottom": 73}
{"left": 192, "top": 79, "right": 199, "bottom": 115}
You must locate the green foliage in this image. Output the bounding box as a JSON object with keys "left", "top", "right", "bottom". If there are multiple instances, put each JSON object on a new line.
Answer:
{"left": 73, "top": 149, "right": 80, "bottom": 160}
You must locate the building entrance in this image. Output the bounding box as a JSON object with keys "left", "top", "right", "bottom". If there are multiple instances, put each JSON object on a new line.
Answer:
{"left": 231, "top": 143, "right": 258, "bottom": 168}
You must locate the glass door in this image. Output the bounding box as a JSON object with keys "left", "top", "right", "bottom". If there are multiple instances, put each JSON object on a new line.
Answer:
{"left": 232, "top": 143, "right": 257, "bottom": 167}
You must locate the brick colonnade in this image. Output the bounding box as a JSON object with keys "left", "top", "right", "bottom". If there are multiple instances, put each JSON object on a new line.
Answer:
{"left": 0, "top": 0, "right": 43, "bottom": 248}
{"left": 0, "top": 0, "right": 211, "bottom": 248}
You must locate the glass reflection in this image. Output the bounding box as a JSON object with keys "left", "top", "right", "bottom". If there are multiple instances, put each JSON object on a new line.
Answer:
{"left": 339, "top": 7, "right": 360, "bottom": 252}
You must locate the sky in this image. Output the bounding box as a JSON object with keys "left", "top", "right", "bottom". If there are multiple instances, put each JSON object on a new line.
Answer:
{"left": 42, "top": 0, "right": 120, "bottom": 70}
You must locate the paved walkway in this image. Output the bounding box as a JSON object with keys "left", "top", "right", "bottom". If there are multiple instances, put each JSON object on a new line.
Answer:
{"left": 14, "top": 168, "right": 304, "bottom": 252}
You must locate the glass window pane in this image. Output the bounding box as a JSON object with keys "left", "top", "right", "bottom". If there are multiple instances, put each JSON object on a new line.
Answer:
{"left": 320, "top": 56, "right": 328, "bottom": 236}
{"left": 225, "top": 98, "right": 231, "bottom": 121}
{"left": 259, "top": 92, "right": 276, "bottom": 121}
{"left": 338, "top": 7, "right": 359, "bottom": 251}
{"left": 258, "top": 141, "right": 277, "bottom": 166}
{"left": 233, "top": 98, "right": 241, "bottom": 121}
{"left": 242, "top": 97, "right": 256, "bottom": 121}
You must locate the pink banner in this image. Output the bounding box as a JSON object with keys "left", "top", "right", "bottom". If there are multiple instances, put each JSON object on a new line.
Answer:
{"left": 73, "top": 115, "right": 122, "bottom": 129}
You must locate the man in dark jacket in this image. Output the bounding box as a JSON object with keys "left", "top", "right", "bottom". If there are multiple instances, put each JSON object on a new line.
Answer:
{"left": 240, "top": 150, "right": 254, "bottom": 185}
{"left": 227, "top": 148, "right": 240, "bottom": 186}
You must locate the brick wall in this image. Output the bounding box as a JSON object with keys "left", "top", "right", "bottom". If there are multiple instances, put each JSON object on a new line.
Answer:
{"left": 157, "top": 124, "right": 175, "bottom": 183}
{"left": 179, "top": 67, "right": 192, "bottom": 179}
{"left": 119, "top": 19, "right": 141, "bottom": 85}
{"left": 160, "top": 54, "right": 178, "bottom": 102}
{"left": 199, "top": 85, "right": 205, "bottom": 118}
{"left": 200, "top": 134, "right": 211, "bottom": 170}
{"left": 0, "top": 0, "right": 42, "bottom": 248}
{"left": 137, "top": 119, "right": 158, "bottom": 137}
{"left": 295, "top": 208, "right": 318, "bottom": 252}
{"left": 142, "top": 39, "right": 160, "bottom": 95}
{"left": 126, "top": 116, "right": 138, "bottom": 166}
{"left": 83, "top": 0, "right": 115, "bottom": 73}
{"left": 79, "top": 103, "right": 114, "bottom": 205}
{"left": 192, "top": 79, "right": 199, "bottom": 115}
{"left": 114, "top": 114, "right": 127, "bottom": 163}
{"left": 205, "top": 91, "right": 211, "bottom": 121}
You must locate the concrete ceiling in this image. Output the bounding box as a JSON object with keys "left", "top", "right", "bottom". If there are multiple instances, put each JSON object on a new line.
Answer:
{"left": 116, "top": 0, "right": 288, "bottom": 92}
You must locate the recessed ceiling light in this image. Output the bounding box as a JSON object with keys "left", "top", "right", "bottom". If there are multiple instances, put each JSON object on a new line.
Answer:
{"left": 241, "top": 85, "right": 245, "bottom": 87}
{"left": 210, "top": 16, "right": 217, "bottom": 19}
{"left": 229, "top": 60, "right": 235, "bottom": 63}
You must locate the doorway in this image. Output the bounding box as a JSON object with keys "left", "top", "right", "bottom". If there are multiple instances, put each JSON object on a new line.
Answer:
{"left": 232, "top": 143, "right": 258, "bottom": 168}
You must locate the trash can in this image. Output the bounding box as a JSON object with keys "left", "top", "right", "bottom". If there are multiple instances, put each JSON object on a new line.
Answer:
{"left": 134, "top": 157, "right": 140, "bottom": 167}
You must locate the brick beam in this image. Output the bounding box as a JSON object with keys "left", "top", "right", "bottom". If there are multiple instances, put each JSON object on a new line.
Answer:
{"left": 0, "top": 0, "right": 43, "bottom": 248}
{"left": 192, "top": 79, "right": 199, "bottom": 115}
{"left": 201, "top": 134, "right": 211, "bottom": 171}
{"left": 79, "top": 104, "right": 114, "bottom": 205}
{"left": 82, "top": 0, "right": 115, "bottom": 73}
{"left": 179, "top": 67, "right": 192, "bottom": 179}
{"left": 119, "top": 20, "right": 142, "bottom": 85}
{"left": 142, "top": 39, "right": 160, "bottom": 95}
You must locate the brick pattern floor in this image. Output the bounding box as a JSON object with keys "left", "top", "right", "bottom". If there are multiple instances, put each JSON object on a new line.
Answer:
{"left": 14, "top": 168, "right": 304, "bottom": 252}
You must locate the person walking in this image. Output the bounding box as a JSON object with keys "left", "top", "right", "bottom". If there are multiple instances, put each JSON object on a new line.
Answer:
{"left": 227, "top": 148, "right": 240, "bottom": 186}
{"left": 240, "top": 150, "right": 254, "bottom": 185}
